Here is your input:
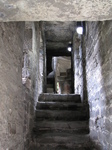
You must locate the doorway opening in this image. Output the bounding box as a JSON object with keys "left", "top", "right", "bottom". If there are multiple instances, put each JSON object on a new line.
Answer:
{"left": 45, "top": 21, "right": 75, "bottom": 94}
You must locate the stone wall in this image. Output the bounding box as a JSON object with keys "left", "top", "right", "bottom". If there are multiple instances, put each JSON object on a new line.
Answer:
{"left": 73, "top": 33, "right": 87, "bottom": 102}
{"left": 22, "top": 22, "right": 36, "bottom": 150}
{"left": 22, "top": 22, "right": 46, "bottom": 149}
{"left": 22, "top": 22, "right": 47, "bottom": 149}
{"left": 0, "top": 22, "right": 25, "bottom": 150}
{"left": 22, "top": 26, "right": 32, "bottom": 89}
{"left": 38, "top": 22, "right": 46, "bottom": 94}
{"left": 41, "top": 22, "right": 47, "bottom": 93}
{"left": 85, "top": 21, "right": 112, "bottom": 149}
{"left": 0, "top": 21, "right": 44, "bottom": 150}
{"left": 31, "top": 22, "right": 40, "bottom": 105}
{"left": 22, "top": 22, "right": 46, "bottom": 104}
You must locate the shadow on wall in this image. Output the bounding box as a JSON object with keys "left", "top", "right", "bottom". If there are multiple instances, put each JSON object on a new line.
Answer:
{"left": 90, "top": 139, "right": 102, "bottom": 150}
{"left": 73, "top": 33, "right": 88, "bottom": 103}
{"left": 82, "top": 36, "right": 88, "bottom": 103}
{"left": 85, "top": 21, "right": 112, "bottom": 150}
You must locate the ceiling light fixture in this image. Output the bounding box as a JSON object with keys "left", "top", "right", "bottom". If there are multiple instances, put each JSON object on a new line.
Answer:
{"left": 67, "top": 42, "right": 72, "bottom": 52}
{"left": 68, "top": 47, "right": 72, "bottom": 52}
{"left": 76, "top": 22, "right": 83, "bottom": 35}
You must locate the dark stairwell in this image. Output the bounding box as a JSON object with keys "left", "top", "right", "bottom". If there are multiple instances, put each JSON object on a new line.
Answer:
{"left": 29, "top": 94, "right": 95, "bottom": 150}
{"left": 22, "top": 21, "right": 112, "bottom": 150}
{"left": 28, "top": 21, "right": 96, "bottom": 150}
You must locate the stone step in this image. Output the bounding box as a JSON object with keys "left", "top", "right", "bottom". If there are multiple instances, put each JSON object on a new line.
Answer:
{"left": 36, "top": 102, "right": 89, "bottom": 111}
{"left": 30, "top": 143, "right": 92, "bottom": 150}
{"left": 57, "top": 76, "right": 71, "bottom": 81}
{"left": 32, "top": 132, "right": 90, "bottom": 144}
{"left": 35, "top": 110, "right": 89, "bottom": 121}
{"left": 39, "top": 94, "right": 81, "bottom": 103}
{"left": 33, "top": 121, "right": 89, "bottom": 134}
{"left": 60, "top": 72, "right": 67, "bottom": 77}
{"left": 47, "top": 88, "right": 54, "bottom": 93}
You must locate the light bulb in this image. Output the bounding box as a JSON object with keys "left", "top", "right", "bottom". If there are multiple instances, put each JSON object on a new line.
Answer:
{"left": 68, "top": 47, "right": 72, "bottom": 52}
{"left": 76, "top": 27, "right": 83, "bottom": 35}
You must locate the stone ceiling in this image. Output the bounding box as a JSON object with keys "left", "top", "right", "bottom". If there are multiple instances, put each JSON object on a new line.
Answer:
{"left": 0, "top": 0, "right": 112, "bottom": 22}
{"left": 45, "top": 21, "right": 75, "bottom": 55}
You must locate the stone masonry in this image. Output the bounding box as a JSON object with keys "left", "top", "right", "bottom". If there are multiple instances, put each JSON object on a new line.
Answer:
{"left": 0, "top": 22, "right": 25, "bottom": 150}
{"left": 85, "top": 21, "right": 112, "bottom": 150}
{"left": 74, "top": 21, "right": 112, "bottom": 149}
{"left": 0, "top": 21, "right": 43, "bottom": 150}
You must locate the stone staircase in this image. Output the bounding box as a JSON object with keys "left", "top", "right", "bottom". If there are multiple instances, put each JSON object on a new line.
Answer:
{"left": 30, "top": 94, "right": 94, "bottom": 150}
{"left": 47, "top": 84, "right": 54, "bottom": 93}
{"left": 47, "top": 78, "right": 55, "bottom": 93}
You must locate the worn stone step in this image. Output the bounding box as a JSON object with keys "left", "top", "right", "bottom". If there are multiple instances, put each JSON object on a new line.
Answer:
{"left": 35, "top": 110, "right": 89, "bottom": 121}
{"left": 39, "top": 94, "right": 81, "bottom": 103}
{"left": 33, "top": 129, "right": 89, "bottom": 136}
{"left": 36, "top": 102, "right": 89, "bottom": 111}
{"left": 60, "top": 72, "right": 67, "bottom": 77}
{"left": 30, "top": 143, "right": 92, "bottom": 150}
{"left": 33, "top": 121, "right": 89, "bottom": 134}
{"left": 47, "top": 88, "right": 54, "bottom": 93}
{"left": 33, "top": 132, "right": 90, "bottom": 144}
